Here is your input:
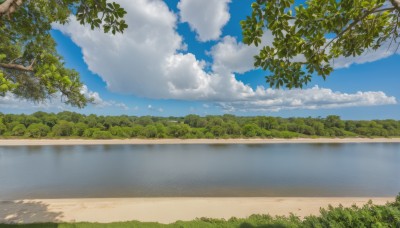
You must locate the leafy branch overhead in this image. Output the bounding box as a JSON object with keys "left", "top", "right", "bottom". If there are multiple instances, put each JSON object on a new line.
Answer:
{"left": 0, "top": 0, "right": 127, "bottom": 108}
{"left": 241, "top": 0, "right": 400, "bottom": 89}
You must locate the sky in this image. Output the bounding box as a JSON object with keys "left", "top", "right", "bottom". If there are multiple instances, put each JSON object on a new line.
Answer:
{"left": 1, "top": 0, "right": 399, "bottom": 119}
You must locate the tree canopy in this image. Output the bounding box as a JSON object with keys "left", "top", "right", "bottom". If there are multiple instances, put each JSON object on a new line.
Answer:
{"left": 0, "top": 0, "right": 127, "bottom": 107}
{"left": 1, "top": 111, "right": 399, "bottom": 139}
{"left": 241, "top": 0, "right": 400, "bottom": 89}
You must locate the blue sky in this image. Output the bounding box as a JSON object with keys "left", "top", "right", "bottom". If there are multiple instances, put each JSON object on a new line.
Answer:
{"left": 2, "top": 0, "right": 399, "bottom": 119}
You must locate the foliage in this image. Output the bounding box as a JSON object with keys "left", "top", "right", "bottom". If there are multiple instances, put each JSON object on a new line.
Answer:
{"left": 1, "top": 194, "right": 400, "bottom": 227}
{"left": 242, "top": 0, "right": 400, "bottom": 88}
{"left": 25, "top": 123, "right": 50, "bottom": 138}
{"left": 0, "top": 111, "right": 399, "bottom": 139}
{"left": 92, "top": 130, "right": 112, "bottom": 139}
{"left": 11, "top": 123, "right": 25, "bottom": 136}
{"left": 0, "top": 0, "right": 127, "bottom": 107}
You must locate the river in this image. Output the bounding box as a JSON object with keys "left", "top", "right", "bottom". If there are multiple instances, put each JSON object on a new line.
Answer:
{"left": 0, "top": 143, "right": 399, "bottom": 199}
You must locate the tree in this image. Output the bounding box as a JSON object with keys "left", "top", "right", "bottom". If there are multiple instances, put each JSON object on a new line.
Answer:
{"left": 51, "top": 120, "right": 73, "bottom": 136}
{"left": 225, "top": 120, "right": 242, "bottom": 136}
{"left": 11, "top": 123, "right": 26, "bottom": 136}
{"left": 142, "top": 125, "right": 158, "bottom": 138}
{"left": 242, "top": 0, "right": 400, "bottom": 89}
{"left": 0, "top": 0, "right": 127, "bottom": 107}
{"left": 26, "top": 123, "right": 50, "bottom": 138}
{"left": 72, "top": 122, "right": 88, "bottom": 136}
{"left": 242, "top": 123, "right": 261, "bottom": 137}
{"left": 0, "top": 118, "right": 6, "bottom": 135}
{"left": 184, "top": 114, "right": 205, "bottom": 128}
{"left": 167, "top": 124, "right": 190, "bottom": 138}
{"left": 325, "top": 115, "right": 345, "bottom": 129}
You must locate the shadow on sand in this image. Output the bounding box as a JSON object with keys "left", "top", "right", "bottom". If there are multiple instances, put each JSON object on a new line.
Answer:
{"left": 0, "top": 200, "right": 62, "bottom": 225}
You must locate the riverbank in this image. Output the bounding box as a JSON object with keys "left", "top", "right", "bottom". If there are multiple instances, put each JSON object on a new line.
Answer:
{"left": 0, "top": 197, "right": 393, "bottom": 224}
{"left": 1, "top": 138, "right": 400, "bottom": 146}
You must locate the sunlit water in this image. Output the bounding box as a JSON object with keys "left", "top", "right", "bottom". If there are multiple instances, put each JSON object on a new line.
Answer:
{"left": 0, "top": 143, "right": 399, "bottom": 199}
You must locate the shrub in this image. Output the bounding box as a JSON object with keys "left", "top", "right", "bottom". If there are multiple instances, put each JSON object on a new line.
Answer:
{"left": 12, "top": 124, "right": 26, "bottom": 136}
{"left": 83, "top": 128, "right": 101, "bottom": 138}
{"left": 92, "top": 131, "right": 113, "bottom": 139}
{"left": 25, "top": 123, "right": 50, "bottom": 138}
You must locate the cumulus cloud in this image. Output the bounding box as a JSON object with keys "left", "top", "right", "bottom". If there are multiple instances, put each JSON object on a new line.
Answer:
{"left": 53, "top": 0, "right": 397, "bottom": 113}
{"left": 54, "top": 0, "right": 215, "bottom": 100}
{"left": 178, "top": 0, "right": 231, "bottom": 42}
{"left": 217, "top": 86, "right": 397, "bottom": 112}
{"left": 210, "top": 33, "right": 273, "bottom": 74}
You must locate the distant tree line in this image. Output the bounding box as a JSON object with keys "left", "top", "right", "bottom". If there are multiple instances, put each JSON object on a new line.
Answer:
{"left": 0, "top": 112, "right": 399, "bottom": 139}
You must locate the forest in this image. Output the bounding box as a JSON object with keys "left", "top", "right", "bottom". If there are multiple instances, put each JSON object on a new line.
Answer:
{"left": 0, "top": 111, "right": 399, "bottom": 139}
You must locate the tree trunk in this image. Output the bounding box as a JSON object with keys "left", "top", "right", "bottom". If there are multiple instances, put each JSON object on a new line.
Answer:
{"left": 0, "top": 0, "right": 22, "bottom": 16}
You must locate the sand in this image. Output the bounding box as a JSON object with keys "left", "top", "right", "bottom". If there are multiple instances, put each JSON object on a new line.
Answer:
{"left": 0, "top": 138, "right": 400, "bottom": 146}
{"left": 0, "top": 197, "right": 393, "bottom": 224}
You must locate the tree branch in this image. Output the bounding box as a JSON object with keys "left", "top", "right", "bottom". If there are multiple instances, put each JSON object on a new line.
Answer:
{"left": 0, "top": 0, "right": 23, "bottom": 17}
{"left": 8, "top": 56, "right": 20, "bottom": 64}
{"left": 0, "top": 62, "right": 33, "bottom": 71}
{"left": 321, "top": 6, "right": 382, "bottom": 54}
{"left": 389, "top": 0, "right": 400, "bottom": 12}
{"left": 28, "top": 56, "right": 37, "bottom": 68}
{"left": 277, "top": 7, "right": 395, "bottom": 22}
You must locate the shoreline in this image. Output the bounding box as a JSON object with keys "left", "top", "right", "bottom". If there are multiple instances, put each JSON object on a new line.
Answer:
{"left": 0, "top": 197, "right": 393, "bottom": 224}
{"left": 1, "top": 138, "right": 400, "bottom": 146}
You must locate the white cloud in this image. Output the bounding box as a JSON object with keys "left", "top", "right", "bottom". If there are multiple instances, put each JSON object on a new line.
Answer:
{"left": 218, "top": 86, "right": 397, "bottom": 112}
{"left": 210, "top": 34, "right": 272, "bottom": 74}
{"left": 0, "top": 87, "right": 129, "bottom": 112}
{"left": 0, "top": 93, "right": 59, "bottom": 110}
{"left": 52, "top": 0, "right": 397, "bottom": 113}
{"left": 178, "top": 0, "right": 231, "bottom": 42}
{"left": 0, "top": 85, "right": 106, "bottom": 111}
{"left": 210, "top": 36, "right": 258, "bottom": 74}
{"left": 54, "top": 0, "right": 215, "bottom": 100}
{"left": 81, "top": 85, "right": 103, "bottom": 105}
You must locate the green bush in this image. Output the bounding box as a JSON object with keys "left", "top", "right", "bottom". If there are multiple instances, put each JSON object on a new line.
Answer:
{"left": 0, "top": 122, "right": 6, "bottom": 135}
{"left": 242, "top": 123, "right": 261, "bottom": 137}
{"left": 11, "top": 124, "right": 26, "bottom": 136}
{"left": 91, "top": 131, "right": 113, "bottom": 139}
{"left": 205, "top": 132, "right": 214, "bottom": 139}
{"left": 25, "top": 123, "right": 50, "bottom": 138}
{"left": 83, "top": 128, "right": 101, "bottom": 138}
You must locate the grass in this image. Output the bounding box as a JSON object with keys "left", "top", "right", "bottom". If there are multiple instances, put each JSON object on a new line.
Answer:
{"left": 0, "top": 215, "right": 302, "bottom": 228}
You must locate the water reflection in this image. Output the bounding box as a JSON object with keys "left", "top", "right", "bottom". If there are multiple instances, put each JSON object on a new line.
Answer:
{"left": 0, "top": 143, "right": 399, "bottom": 200}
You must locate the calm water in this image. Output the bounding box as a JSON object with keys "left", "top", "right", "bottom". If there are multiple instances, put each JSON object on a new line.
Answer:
{"left": 0, "top": 143, "right": 399, "bottom": 199}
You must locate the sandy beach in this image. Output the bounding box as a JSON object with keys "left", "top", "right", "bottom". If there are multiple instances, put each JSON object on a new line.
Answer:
{"left": 0, "top": 197, "right": 393, "bottom": 224}
{"left": 0, "top": 138, "right": 400, "bottom": 146}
